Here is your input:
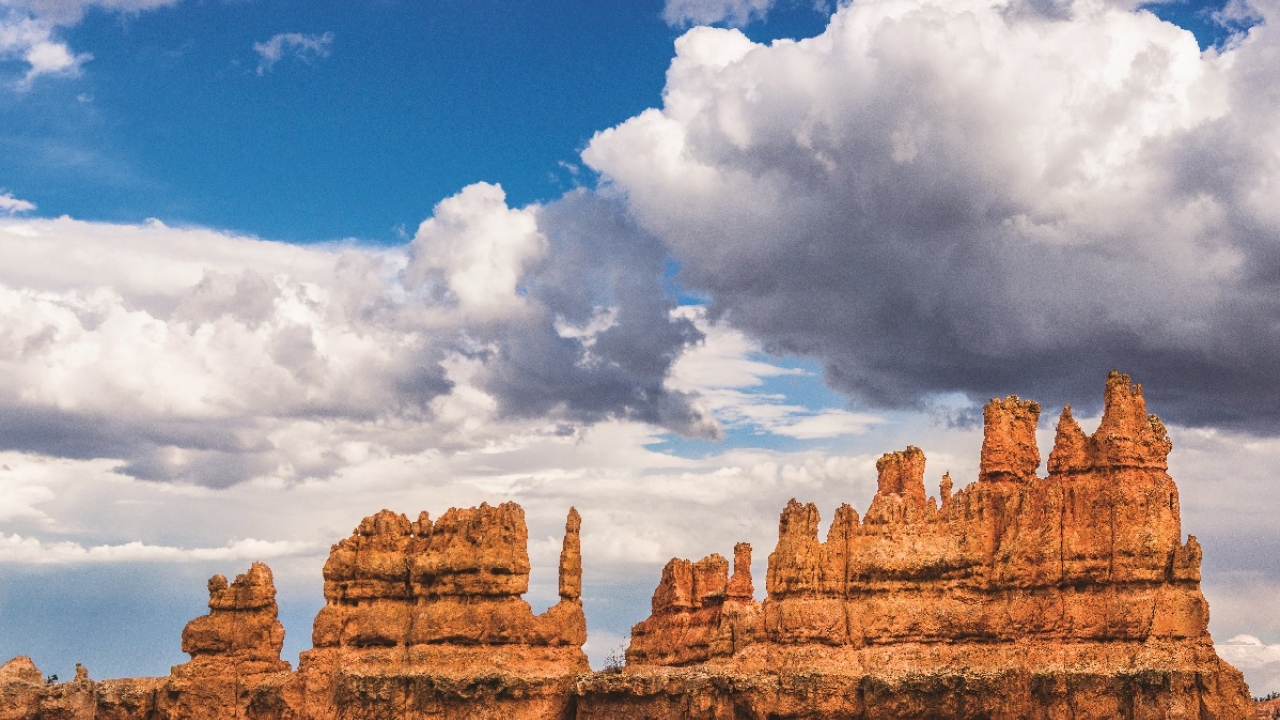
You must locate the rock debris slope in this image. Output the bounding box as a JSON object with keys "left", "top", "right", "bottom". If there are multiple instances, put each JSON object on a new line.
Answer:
{"left": 0, "top": 373, "right": 1255, "bottom": 719}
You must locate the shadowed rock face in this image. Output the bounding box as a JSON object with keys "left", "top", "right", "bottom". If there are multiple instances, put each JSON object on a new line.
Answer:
{"left": 0, "top": 373, "right": 1255, "bottom": 720}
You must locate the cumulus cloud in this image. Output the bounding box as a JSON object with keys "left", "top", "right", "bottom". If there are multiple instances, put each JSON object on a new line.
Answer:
{"left": 253, "top": 31, "right": 333, "bottom": 75}
{"left": 0, "top": 0, "right": 178, "bottom": 85}
{"left": 0, "top": 191, "right": 35, "bottom": 213}
{"left": 663, "top": 0, "right": 776, "bottom": 27}
{"left": 585, "top": 0, "right": 1280, "bottom": 432}
{"left": 0, "top": 184, "right": 708, "bottom": 486}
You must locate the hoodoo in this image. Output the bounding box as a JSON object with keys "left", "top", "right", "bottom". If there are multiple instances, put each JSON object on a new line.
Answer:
{"left": 582, "top": 371, "right": 1252, "bottom": 719}
{"left": 0, "top": 372, "right": 1255, "bottom": 719}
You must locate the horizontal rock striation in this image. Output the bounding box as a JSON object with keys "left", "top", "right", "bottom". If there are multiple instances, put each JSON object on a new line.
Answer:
{"left": 1, "top": 506, "right": 586, "bottom": 720}
{"left": 626, "top": 542, "right": 761, "bottom": 666}
{"left": 296, "top": 502, "right": 588, "bottom": 719}
{"left": 594, "top": 371, "right": 1252, "bottom": 719}
{"left": 310, "top": 502, "right": 585, "bottom": 650}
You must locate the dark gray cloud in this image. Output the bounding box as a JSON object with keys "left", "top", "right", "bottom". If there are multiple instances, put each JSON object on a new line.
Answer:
{"left": 485, "top": 191, "right": 712, "bottom": 436}
{"left": 585, "top": 0, "right": 1280, "bottom": 431}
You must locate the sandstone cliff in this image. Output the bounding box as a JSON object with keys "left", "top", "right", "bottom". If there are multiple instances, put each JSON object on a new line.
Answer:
{"left": 587, "top": 371, "right": 1252, "bottom": 719}
{"left": 0, "top": 506, "right": 586, "bottom": 720}
{"left": 296, "top": 502, "right": 588, "bottom": 719}
{"left": 0, "top": 372, "right": 1255, "bottom": 719}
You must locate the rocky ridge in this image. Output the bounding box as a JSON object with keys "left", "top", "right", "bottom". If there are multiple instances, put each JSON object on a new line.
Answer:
{"left": 0, "top": 372, "right": 1255, "bottom": 719}
{"left": 586, "top": 371, "right": 1251, "bottom": 719}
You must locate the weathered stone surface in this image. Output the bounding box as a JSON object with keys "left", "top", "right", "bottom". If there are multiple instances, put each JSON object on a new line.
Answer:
{"left": 312, "top": 502, "right": 585, "bottom": 652}
{"left": 177, "top": 561, "right": 288, "bottom": 670}
{"left": 979, "top": 394, "right": 1042, "bottom": 482}
{"left": 559, "top": 507, "right": 582, "bottom": 601}
{"left": 628, "top": 544, "right": 762, "bottom": 667}
{"left": 296, "top": 502, "right": 588, "bottom": 719}
{"left": 0, "top": 503, "right": 587, "bottom": 720}
{"left": 0, "top": 374, "right": 1254, "bottom": 720}
{"left": 0, "top": 659, "right": 40, "bottom": 685}
{"left": 613, "top": 371, "right": 1252, "bottom": 719}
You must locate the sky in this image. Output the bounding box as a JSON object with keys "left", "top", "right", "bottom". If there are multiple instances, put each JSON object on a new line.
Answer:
{"left": 1, "top": 0, "right": 1279, "bottom": 697}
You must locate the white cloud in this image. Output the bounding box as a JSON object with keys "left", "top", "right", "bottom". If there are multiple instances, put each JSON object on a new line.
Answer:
{"left": 667, "top": 306, "right": 880, "bottom": 439}
{"left": 253, "top": 31, "right": 334, "bottom": 75}
{"left": 1218, "top": 635, "right": 1280, "bottom": 696}
{"left": 663, "top": 0, "right": 776, "bottom": 27}
{"left": 0, "top": 192, "right": 36, "bottom": 214}
{"left": 584, "top": 0, "right": 1280, "bottom": 431}
{"left": 1, "top": 0, "right": 178, "bottom": 86}
{"left": 0, "top": 183, "right": 707, "bottom": 486}
{"left": 404, "top": 182, "right": 546, "bottom": 322}
{"left": 0, "top": 533, "right": 317, "bottom": 564}
{"left": 772, "top": 408, "right": 879, "bottom": 439}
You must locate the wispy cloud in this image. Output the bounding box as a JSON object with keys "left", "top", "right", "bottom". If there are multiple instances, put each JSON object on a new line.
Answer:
{"left": 0, "top": 192, "right": 36, "bottom": 214}
{"left": 253, "top": 31, "right": 333, "bottom": 75}
{"left": 0, "top": 534, "right": 317, "bottom": 564}
{"left": 667, "top": 307, "right": 880, "bottom": 439}
{"left": 662, "top": 0, "right": 776, "bottom": 27}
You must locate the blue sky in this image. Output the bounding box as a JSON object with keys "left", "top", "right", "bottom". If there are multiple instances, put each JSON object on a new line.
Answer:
{"left": 3, "top": 0, "right": 1280, "bottom": 697}
{"left": 3, "top": 0, "right": 833, "bottom": 241}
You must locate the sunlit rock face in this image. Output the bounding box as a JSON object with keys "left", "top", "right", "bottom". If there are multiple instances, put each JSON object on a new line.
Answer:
{"left": 602, "top": 371, "right": 1252, "bottom": 720}
{"left": 295, "top": 503, "right": 589, "bottom": 720}
{"left": 0, "top": 505, "right": 587, "bottom": 720}
{"left": 0, "top": 373, "right": 1254, "bottom": 719}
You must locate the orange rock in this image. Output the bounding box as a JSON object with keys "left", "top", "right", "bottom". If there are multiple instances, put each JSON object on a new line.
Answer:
{"left": 619, "top": 372, "right": 1253, "bottom": 719}
{"left": 177, "top": 562, "right": 288, "bottom": 671}
{"left": 559, "top": 507, "right": 582, "bottom": 601}
{"left": 0, "top": 658, "right": 41, "bottom": 685}
{"left": 0, "top": 374, "right": 1254, "bottom": 719}
{"left": 979, "top": 394, "right": 1041, "bottom": 482}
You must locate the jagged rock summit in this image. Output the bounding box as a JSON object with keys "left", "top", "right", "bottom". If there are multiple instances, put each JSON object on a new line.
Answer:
{"left": 0, "top": 373, "right": 1255, "bottom": 719}
{"left": 588, "top": 370, "right": 1251, "bottom": 719}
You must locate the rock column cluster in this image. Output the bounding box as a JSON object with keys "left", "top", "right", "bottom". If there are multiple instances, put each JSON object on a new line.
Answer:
{"left": 599, "top": 371, "right": 1251, "bottom": 719}
{"left": 0, "top": 372, "right": 1257, "bottom": 719}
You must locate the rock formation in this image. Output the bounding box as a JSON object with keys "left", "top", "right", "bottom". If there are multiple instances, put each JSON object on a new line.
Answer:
{"left": 583, "top": 371, "right": 1253, "bottom": 719}
{"left": 0, "top": 505, "right": 586, "bottom": 720}
{"left": 165, "top": 562, "right": 292, "bottom": 718}
{"left": 0, "top": 372, "right": 1255, "bottom": 719}
{"left": 627, "top": 542, "right": 762, "bottom": 666}
{"left": 296, "top": 503, "right": 588, "bottom": 719}
{"left": 177, "top": 561, "right": 288, "bottom": 673}
{"left": 309, "top": 502, "right": 585, "bottom": 650}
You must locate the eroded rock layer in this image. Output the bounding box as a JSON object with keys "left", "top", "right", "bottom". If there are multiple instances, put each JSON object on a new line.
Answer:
{"left": 295, "top": 503, "right": 588, "bottom": 719}
{"left": 0, "top": 506, "right": 587, "bottom": 720}
{"left": 598, "top": 371, "right": 1251, "bottom": 719}
{"left": 0, "top": 373, "right": 1254, "bottom": 719}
